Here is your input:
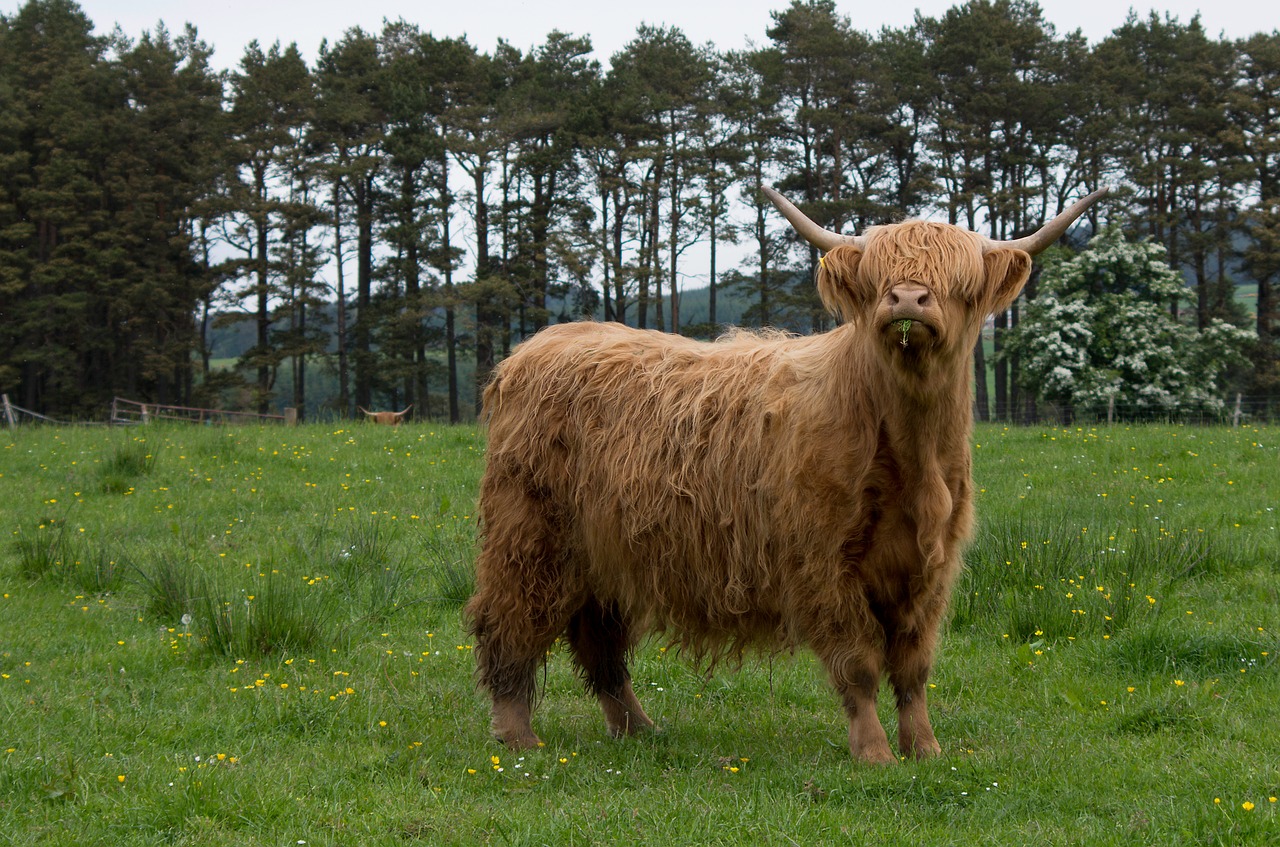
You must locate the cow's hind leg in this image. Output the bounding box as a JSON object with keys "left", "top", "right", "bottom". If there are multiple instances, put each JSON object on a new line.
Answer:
{"left": 467, "top": 601, "right": 549, "bottom": 750}
{"left": 465, "top": 486, "right": 577, "bottom": 750}
{"left": 566, "top": 596, "right": 654, "bottom": 738}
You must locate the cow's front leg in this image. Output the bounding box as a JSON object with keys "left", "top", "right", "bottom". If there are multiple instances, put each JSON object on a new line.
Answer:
{"left": 842, "top": 670, "right": 897, "bottom": 765}
{"left": 815, "top": 638, "right": 896, "bottom": 765}
{"left": 888, "top": 628, "right": 942, "bottom": 760}
{"left": 895, "top": 682, "right": 940, "bottom": 759}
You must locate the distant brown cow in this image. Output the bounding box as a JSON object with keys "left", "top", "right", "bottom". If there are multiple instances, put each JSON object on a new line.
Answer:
{"left": 357, "top": 406, "right": 411, "bottom": 425}
{"left": 465, "top": 186, "right": 1109, "bottom": 764}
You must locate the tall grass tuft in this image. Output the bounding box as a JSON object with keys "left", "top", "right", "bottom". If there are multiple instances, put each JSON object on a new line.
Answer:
{"left": 1106, "top": 618, "right": 1273, "bottom": 677}
{"left": 953, "top": 513, "right": 1211, "bottom": 641}
{"left": 65, "top": 540, "right": 127, "bottom": 593}
{"left": 324, "top": 515, "right": 424, "bottom": 624}
{"left": 424, "top": 536, "right": 476, "bottom": 606}
{"left": 13, "top": 525, "right": 70, "bottom": 580}
{"left": 192, "top": 571, "right": 330, "bottom": 657}
{"left": 1114, "top": 678, "right": 1224, "bottom": 736}
{"left": 329, "top": 515, "right": 398, "bottom": 578}
{"left": 98, "top": 438, "right": 156, "bottom": 494}
{"left": 352, "top": 563, "right": 421, "bottom": 625}
{"left": 133, "top": 553, "right": 199, "bottom": 622}
{"left": 12, "top": 526, "right": 124, "bottom": 591}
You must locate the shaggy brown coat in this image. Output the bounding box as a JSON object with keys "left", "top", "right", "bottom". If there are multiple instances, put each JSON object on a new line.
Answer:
{"left": 465, "top": 195, "right": 1100, "bottom": 764}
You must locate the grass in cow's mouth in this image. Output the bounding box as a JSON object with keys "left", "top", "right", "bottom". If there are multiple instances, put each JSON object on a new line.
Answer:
{"left": 897, "top": 319, "right": 913, "bottom": 347}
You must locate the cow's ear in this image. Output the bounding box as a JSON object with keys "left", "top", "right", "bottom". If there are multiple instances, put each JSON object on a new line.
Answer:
{"left": 817, "top": 244, "right": 872, "bottom": 323}
{"left": 983, "top": 246, "right": 1033, "bottom": 314}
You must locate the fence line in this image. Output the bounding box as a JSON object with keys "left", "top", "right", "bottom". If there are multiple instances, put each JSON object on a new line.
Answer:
{"left": 109, "top": 397, "right": 296, "bottom": 426}
{"left": 979, "top": 393, "right": 1278, "bottom": 427}
{"left": 3, "top": 393, "right": 106, "bottom": 427}
{"left": 1102, "top": 393, "right": 1249, "bottom": 425}
{"left": 3, "top": 395, "right": 298, "bottom": 427}
{"left": 3, "top": 391, "right": 1274, "bottom": 429}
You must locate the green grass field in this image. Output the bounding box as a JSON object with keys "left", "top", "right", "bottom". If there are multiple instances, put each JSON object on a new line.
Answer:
{"left": 1, "top": 422, "right": 1276, "bottom": 845}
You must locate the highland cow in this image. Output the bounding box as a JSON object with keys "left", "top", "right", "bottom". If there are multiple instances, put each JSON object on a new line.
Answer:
{"left": 357, "top": 406, "right": 411, "bottom": 425}
{"left": 465, "top": 186, "right": 1109, "bottom": 764}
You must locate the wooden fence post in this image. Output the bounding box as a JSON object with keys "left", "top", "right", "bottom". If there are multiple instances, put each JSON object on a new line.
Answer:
{"left": 1232, "top": 393, "right": 1243, "bottom": 428}
{"left": 2, "top": 394, "right": 15, "bottom": 429}
{"left": 284, "top": 407, "right": 298, "bottom": 426}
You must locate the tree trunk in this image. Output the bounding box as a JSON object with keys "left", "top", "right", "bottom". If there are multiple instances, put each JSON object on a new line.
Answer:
{"left": 709, "top": 208, "right": 718, "bottom": 329}
{"left": 650, "top": 156, "right": 665, "bottom": 332}
{"left": 332, "top": 180, "right": 350, "bottom": 418}
{"left": 993, "top": 309, "right": 1008, "bottom": 421}
{"left": 668, "top": 133, "right": 681, "bottom": 334}
{"left": 612, "top": 184, "right": 628, "bottom": 325}
{"left": 254, "top": 167, "right": 271, "bottom": 416}
{"left": 973, "top": 338, "right": 989, "bottom": 422}
{"left": 473, "top": 161, "right": 497, "bottom": 417}
{"left": 295, "top": 297, "right": 306, "bottom": 422}
{"left": 440, "top": 161, "right": 460, "bottom": 424}
{"left": 402, "top": 165, "right": 425, "bottom": 420}
{"left": 354, "top": 175, "right": 374, "bottom": 411}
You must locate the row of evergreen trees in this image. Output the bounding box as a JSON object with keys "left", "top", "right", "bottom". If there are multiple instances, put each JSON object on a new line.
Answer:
{"left": 1, "top": 0, "right": 1277, "bottom": 421}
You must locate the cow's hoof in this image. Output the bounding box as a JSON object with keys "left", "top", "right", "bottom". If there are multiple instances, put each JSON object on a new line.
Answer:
{"left": 496, "top": 730, "right": 544, "bottom": 751}
{"left": 853, "top": 744, "right": 899, "bottom": 765}
{"left": 491, "top": 699, "right": 541, "bottom": 750}
{"left": 606, "top": 719, "right": 660, "bottom": 739}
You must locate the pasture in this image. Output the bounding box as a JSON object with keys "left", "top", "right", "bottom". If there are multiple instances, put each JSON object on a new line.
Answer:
{"left": 0, "top": 421, "right": 1276, "bottom": 845}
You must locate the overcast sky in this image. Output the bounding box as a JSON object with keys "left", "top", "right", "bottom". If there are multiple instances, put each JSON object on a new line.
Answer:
{"left": 1, "top": 0, "right": 1273, "bottom": 69}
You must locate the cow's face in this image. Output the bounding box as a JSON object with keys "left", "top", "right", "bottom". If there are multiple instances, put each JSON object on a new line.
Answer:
{"left": 361, "top": 409, "right": 409, "bottom": 425}
{"left": 817, "top": 222, "right": 1031, "bottom": 367}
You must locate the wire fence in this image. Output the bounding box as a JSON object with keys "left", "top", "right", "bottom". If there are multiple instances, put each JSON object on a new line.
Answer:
{"left": 2, "top": 394, "right": 107, "bottom": 427}
{"left": 978, "top": 394, "right": 1280, "bottom": 427}
{"left": 108, "top": 397, "right": 295, "bottom": 426}
{"left": 3, "top": 392, "right": 1275, "bottom": 430}
{"left": 1, "top": 395, "right": 296, "bottom": 428}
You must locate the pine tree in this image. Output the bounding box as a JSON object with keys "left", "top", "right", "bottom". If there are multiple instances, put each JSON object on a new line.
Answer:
{"left": 723, "top": 47, "right": 788, "bottom": 328}
{"left": 607, "top": 25, "right": 714, "bottom": 333}
{"left": 111, "top": 23, "right": 225, "bottom": 406}
{"left": 1092, "top": 12, "right": 1237, "bottom": 327}
{"left": 0, "top": 0, "right": 113, "bottom": 413}
{"left": 222, "top": 40, "right": 315, "bottom": 415}
{"left": 444, "top": 42, "right": 514, "bottom": 415}
{"left": 689, "top": 53, "right": 750, "bottom": 332}
{"left": 377, "top": 24, "right": 458, "bottom": 420}
{"left": 766, "top": 0, "right": 864, "bottom": 330}
{"left": 1233, "top": 33, "right": 1280, "bottom": 403}
{"left": 314, "top": 29, "right": 386, "bottom": 415}
{"left": 500, "top": 32, "right": 598, "bottom": 336}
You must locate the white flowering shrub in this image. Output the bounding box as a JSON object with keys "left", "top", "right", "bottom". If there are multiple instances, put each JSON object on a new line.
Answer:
{"left": 1004, "top": 227, "right": 1256, "bottom": 418}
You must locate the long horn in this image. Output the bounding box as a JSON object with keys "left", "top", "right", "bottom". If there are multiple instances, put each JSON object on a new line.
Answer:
{"left": 762, "top": 186, "right": 865, "bottom": 252}
{"left": 1001, "top": 186, "right": 1111, "bottom": 256}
